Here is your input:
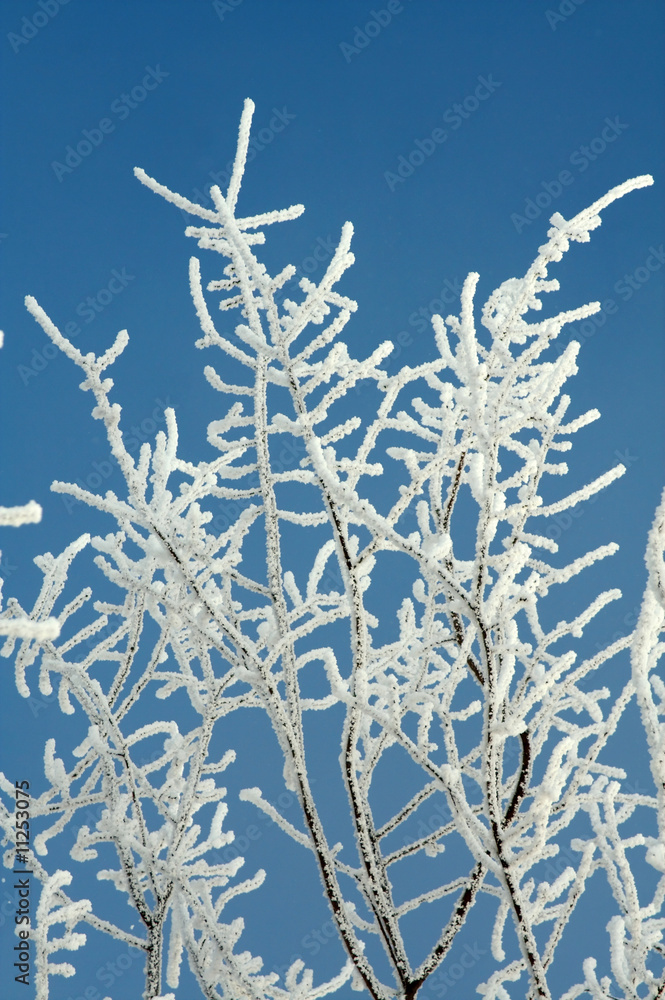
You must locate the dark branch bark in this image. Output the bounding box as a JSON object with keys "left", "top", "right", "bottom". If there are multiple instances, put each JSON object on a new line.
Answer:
{"left": 503, "top": 729, "right": 531, "bottom": 828}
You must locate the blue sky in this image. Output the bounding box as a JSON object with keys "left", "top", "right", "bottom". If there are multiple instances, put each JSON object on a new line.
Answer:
{"left": 1, "top": 2, "right": 663, "bottom": 998}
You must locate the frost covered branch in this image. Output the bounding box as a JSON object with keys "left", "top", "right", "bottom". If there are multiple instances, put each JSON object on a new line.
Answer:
{"left": 1, "top": 101, "right": 661, "bottom": 1000}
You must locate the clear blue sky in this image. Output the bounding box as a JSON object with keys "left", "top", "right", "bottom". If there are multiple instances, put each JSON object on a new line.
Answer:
{"left": 1, "top": 2, "right": 663, "bottom": 998}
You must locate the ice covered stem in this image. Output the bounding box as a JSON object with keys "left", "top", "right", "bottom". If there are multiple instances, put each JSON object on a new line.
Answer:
{"left": 632, "top": 487, "right": 665, "bottom": 890}
{"left": 632, "top": 486, "right": 665, "bottom": 790}
{"left": 503, "top": 174, "right": 655, "bottom": 338}
{"left": 0, "top": 333, "right": 60, "bottom": 641}
{"left": 146, "top": 910, "right": 168, "bottom": 1000}
{"left": 34, "top": 870, "right": 90, "bottom": 1000}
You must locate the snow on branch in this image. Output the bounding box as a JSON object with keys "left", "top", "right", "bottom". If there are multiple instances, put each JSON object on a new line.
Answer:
{"left": 0, "top": 103, "right": 660, "bottom": 1000}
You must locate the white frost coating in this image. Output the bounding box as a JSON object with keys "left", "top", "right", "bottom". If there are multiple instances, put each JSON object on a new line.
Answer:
{"left": 0, "top": 500, "right": 42, "bottom": 526}
{"left": 34, "top": 870, "right": 91, "bottom": 1000}
{"left": 0, "top": 617, "right": 60, "bottom": 641}
{"left": 0, "top": 342, "right": 61, "bottom": 644}
{"left": 0, "top": 103, "right": 659, "bottom": 1000}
